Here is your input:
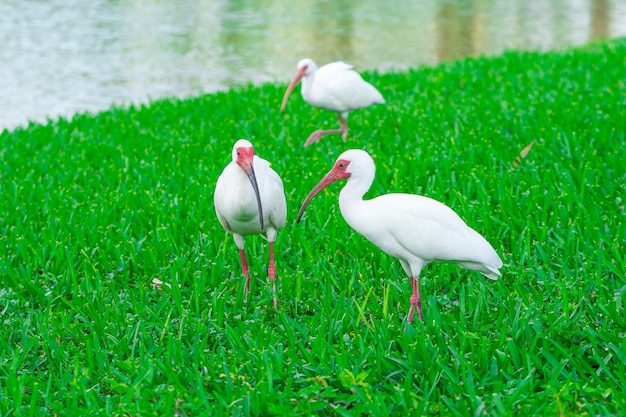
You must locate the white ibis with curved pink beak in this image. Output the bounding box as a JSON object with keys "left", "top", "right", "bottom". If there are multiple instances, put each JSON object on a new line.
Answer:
{"left": 281, "top": 58, "right": 385, "bottom": 147}
{"left": 297, "top": 150, "right": 503, "bottom": 322}
{"left": 214, "top": 139, "right": 287, "bottom": 308}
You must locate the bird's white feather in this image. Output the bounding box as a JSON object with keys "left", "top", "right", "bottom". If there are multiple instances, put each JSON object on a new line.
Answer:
{"left": 343, "top": 194, "right": 502, "bottom": 276}
{"left": 214, "top": 155, "right": 286, "bottom": 238}
{"left": 336, "top": 150, "right": 502, "bottom": 280}
{"left": 300, "top": 60, "right": 385, "bottom": 114}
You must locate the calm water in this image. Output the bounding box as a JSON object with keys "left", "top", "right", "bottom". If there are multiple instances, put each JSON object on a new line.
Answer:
{"left": 1, "top": 0, "right": 625, "bottom": 131}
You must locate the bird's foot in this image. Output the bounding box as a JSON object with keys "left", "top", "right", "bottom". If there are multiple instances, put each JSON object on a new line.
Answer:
{"left": 304, "top": 131, "right": 323, "bottom": 147}
{"left": 304, "top": 128, "right": 346, "bottom": 147}
{"left": 407, "top": 307, "right": 423, "bottom": 323}
{"left": 409, "top": 296, "right": 423, "bottom": 322}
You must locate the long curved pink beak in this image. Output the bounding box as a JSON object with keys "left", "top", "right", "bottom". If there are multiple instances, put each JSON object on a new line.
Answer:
{"left": 280, "top": 67, "right": 306, "bottom": 112}
{"left": 297, "top": 169, "right": 346, "bottom": 223}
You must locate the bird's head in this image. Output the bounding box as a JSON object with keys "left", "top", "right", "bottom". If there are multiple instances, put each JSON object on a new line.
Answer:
{"left": 280, "top": 58, "right": 318, "bottom": 112}
{"left": 232, "top": 139, "right": 264, "bottom": 230}
{"left": 232, "top": 139, "right": 255, "bottom": 165}
{"left": 297, "top": 149, "right": 375, "bottom": 223}
{"left": 296, "top": 58, "right": 317, "bottom": 76}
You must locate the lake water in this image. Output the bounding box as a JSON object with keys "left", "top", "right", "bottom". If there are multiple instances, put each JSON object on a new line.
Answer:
{"left": 1, "top": 0, "right": 625, "bottom": 131}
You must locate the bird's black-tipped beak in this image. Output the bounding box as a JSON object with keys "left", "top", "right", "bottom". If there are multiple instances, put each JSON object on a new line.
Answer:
{"left": 237, "top": 150, "right": 264, "bottom": 231}
{"left": 246, "top": 165, "right": 264, "bottom": 231}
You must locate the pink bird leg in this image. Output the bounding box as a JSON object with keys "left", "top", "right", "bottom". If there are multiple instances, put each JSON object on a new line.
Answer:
{"left": 268, "top": 241, "right": 278, "bottom": 308}
{"left": 238, "top": 248, "right": 251, "bottom": 300}
{"left": 408, "top": 276, "right": 423, "bottom": 323}
{"left": 304, "top": 114, "right": 348, "bottom": 147}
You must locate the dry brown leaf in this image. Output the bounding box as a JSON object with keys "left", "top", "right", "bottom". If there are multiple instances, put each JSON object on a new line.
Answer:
{"left": 513, "top": 141, "right": 535, "bottom": 166}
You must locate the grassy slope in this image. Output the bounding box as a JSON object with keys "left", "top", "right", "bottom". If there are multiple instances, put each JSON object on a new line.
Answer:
{"left": 1, "top": 39, "right": 625, "bottom": 416}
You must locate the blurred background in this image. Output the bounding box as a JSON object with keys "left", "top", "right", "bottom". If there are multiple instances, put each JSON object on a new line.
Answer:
{"left": 1, "top": 0, "right": 625, "bottom": 131}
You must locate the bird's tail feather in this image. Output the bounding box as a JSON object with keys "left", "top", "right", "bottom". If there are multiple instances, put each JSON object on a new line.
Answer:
{"left": 480, "top": 265, "right": 502, "bottom": 281}
{"left": 456, "top": 261, "right": 502, "bottom": 280}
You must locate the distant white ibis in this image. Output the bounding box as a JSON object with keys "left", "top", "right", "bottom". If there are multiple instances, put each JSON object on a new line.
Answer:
{"left": 297, "top": 150, "right": 503, "bottom": 322}
{"left": 214, "top": 139, "right": 287, "bottom": 308}
{"left": 280, "top": 58, "right": 385, "bottom": 147}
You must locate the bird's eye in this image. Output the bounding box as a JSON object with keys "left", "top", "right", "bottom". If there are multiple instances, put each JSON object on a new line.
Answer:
{"left": 338, "top": 163, "right": 345, "bottom": 169}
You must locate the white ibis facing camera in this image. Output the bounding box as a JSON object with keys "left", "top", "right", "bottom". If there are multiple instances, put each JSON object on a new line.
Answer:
{"left": 297, "top": 149, "right": 503, "bottom": 323}
{"left": 214, "top": 139, "right": 287, "bottom": 308}
{"left": 280, "top": 58, "right": 385, "bottom": 147}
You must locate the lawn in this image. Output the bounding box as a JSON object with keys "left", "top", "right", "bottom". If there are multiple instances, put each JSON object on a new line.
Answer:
{"left": 1, "top": 38, "right": 625, "bottom": 416}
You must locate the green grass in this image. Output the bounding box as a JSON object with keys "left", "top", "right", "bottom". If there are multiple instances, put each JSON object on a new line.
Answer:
{"left": 1, "top": 38, "right": 625, "bottom": 416}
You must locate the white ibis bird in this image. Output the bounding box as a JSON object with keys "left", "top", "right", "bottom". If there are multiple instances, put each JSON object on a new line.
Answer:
{"left": 214, "top": 139, "right": 287, "bottom": 308}
{"left": 297, "top": 150, "right": 503, "bottom": 322}
{"left": 280, "top": 58, "right": 385, "bottom": 147}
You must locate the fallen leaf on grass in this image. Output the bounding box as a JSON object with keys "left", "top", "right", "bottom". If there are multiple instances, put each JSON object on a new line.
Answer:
{"left": 513, "top": 141, "right": 535, "bottom": 167}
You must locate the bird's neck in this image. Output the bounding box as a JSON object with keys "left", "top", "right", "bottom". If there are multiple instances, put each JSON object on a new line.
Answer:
{"left": 300, "top": 74, "right": 315, "bottom": 101}
{"left": 339, "top": 174, "right": 373, "bottom": 212}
